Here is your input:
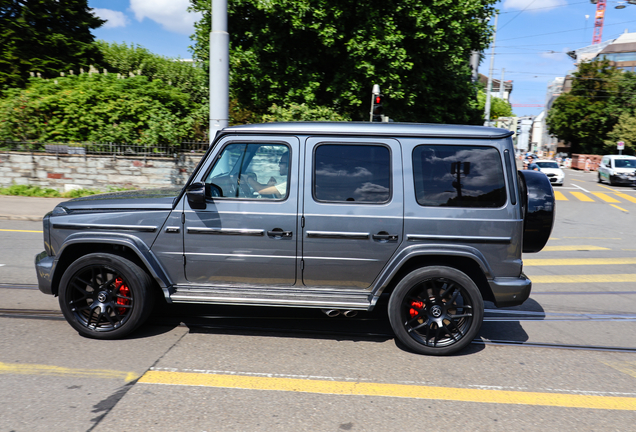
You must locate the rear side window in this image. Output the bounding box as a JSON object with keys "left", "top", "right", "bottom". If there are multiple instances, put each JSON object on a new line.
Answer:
{"left": 314, "top": 144, "right": 391, "bottom": 203}
{"left": 412, "top": 145, "right": 506, "bottom": 208}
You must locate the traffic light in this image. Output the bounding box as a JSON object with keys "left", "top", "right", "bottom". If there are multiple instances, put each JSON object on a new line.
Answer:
{"left": 372, "top": 94, "right": 383, "bottom": 122}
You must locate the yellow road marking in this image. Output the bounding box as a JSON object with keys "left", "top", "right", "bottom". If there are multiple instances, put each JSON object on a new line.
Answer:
{"left": 603, "top": 361, "right": 636, "bottom": 380}
{"left": 591, "top": 192, "right": 621, "bottom": 203}
{"left": 542, "top": 245, "right": 609, "bottom": 251}
{"left": 138, "top": 370, "right": 636, "bottom": 411}
{"left": 611, "top": 204, "right": 629, "bottom": 213}
{"left": 525, "top": 257, "right": 636, "bottom": 266}
{"left": 530, "top": 274, "right": 636, "bottom": 283}
{"left": 0, "top": 361, "right": 138, "bottom": 382}
{"left": 554, "top": 191, "right": 568, "bottom": 201}
{"left": 570, "top": 191, "right": 595, "bottom": 202}
{"left": 615, "top": 193, "right": 636, "bottom": 204}
{"left": 598, "top": 184, "right": 618, "bottom": 192}
{"left": 0, "top": 228, "right": 42, "bottom": 233}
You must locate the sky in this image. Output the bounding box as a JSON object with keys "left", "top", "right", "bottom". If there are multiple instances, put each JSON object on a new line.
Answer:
{"left": 88, "top": 0, "right": 636, "bottom": 119}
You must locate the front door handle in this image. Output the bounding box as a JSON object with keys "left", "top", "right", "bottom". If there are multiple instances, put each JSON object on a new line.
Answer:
{"left": 372, "top": 232, "right": 399, "bottom": 242}
{"left": 267, "top": 228, "right": 293, "bottom": 238}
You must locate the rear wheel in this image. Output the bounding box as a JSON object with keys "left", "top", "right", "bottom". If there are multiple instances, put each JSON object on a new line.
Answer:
{"left": 58, "top": 253, "right": 154, "bottom": 339}
{"left": 388, "top": 266, "right": 484, "bottom": 356}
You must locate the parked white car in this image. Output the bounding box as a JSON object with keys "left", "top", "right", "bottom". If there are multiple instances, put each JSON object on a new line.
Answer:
{"left": 598, "top": 155, "right": 636, "bottom": 186}
{"left": 535, "top": 160, "right": 565, "bottom": 186}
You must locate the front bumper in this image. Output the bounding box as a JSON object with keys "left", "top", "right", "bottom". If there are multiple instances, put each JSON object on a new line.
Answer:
{"left": 488, "top": 274, "right": 532, "bottom": 308}
{"left": 35, "top": 251, "right": 55, "bottom": 295}
{"left": 610, "top": 174, "right": 636, "bottom": 185}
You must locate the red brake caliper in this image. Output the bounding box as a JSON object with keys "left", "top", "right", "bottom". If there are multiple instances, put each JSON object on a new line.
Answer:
{"left": 115, "top": 277, "right": 130, "bottom": 315}
{"left": 409, "top": 301, "right": 424, "bottom": 318}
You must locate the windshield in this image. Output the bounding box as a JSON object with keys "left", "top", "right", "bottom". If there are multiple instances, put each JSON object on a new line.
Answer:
{"left": 536, "top": 161, "right": 559, "bottom": 169}
{"left": 614, "top": 159, "right": 636, "bottom": 168}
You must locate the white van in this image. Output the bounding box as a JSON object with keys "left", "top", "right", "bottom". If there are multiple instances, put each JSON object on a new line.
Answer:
{"left": 598, "top": 155, "right": 636, "bottom": 185}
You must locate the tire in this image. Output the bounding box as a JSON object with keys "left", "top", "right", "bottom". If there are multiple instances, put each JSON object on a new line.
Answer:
{"left": 58, "top": 253, "right": 155, "bottom": 339}
{"left": 388, "top": 266, "right": 484, "bottom": 356}
{"left": 598, "top": 173, "right": 602, "bottom": 183}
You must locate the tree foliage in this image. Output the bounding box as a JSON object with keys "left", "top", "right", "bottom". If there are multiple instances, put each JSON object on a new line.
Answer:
{"left": 476, "top": 90, "right": 513, "bottom": 119}
{"left": 0, "top": 74, "right": 206, "bottom": 144}
{"left": 189, "top": 0, "right": 495, "bottom": 124}
{"left": 546, "top": 59, "right": 636, "bottom": 154}
{"left": 95, "top": 41, "right": 208, "bottom": 102}
{"left": 0, "top": 0, "right": 104, "bottom": 90}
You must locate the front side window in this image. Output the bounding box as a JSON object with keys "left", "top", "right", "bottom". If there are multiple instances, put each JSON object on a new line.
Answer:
{"left": 205, "top": 143, "right": 290, "bottom": 199}
{"left": 413, "top": 145, "right": 506, "bottom": 208}
{"left": 313, "top": 144, "right": 391, "bottom": 203}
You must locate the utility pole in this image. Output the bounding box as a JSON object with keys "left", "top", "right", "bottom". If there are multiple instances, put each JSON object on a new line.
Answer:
{"left": 484, "top": 14, "right": 498, "bottom": 126}
{"left": 209, "top": 0, "right": 229, "bottom": 143}
{"left": 499, "top": 68, "right": 505, "bottom": 99}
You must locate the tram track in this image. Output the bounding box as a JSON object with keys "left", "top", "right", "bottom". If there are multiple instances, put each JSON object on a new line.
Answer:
{"left": 2, "top": 307, "right": 636, "bottom": 353}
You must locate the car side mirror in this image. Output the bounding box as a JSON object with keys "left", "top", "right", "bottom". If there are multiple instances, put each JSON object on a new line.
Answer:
{"left": 186, "top": 182, "right": 207, "bottom": 209}
{"left": 206, "top": 183, "right": 222, "bottom": 198}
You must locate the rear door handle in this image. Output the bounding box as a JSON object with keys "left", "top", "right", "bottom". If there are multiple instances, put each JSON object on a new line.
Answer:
{"left": 267, "top": 228, "right": 293, "bottom": 238}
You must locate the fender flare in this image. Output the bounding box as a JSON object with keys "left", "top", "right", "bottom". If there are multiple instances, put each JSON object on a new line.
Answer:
{"left": 51, "top": 232, "right": 173, "bottom": 296}
{"left": 371, "top": 244, "right": 496, "bottom": 299}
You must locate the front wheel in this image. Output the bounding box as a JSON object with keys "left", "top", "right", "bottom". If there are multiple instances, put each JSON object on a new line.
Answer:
{"left": 58, "top": 253, "right": 154, "bottom": 339}
{"left": 388, "top": 266, "right": 484, "bottom": 356}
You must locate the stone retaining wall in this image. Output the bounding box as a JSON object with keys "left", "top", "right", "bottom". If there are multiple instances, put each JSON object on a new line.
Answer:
{"left": 0, "top": 152, "right": 204, "bottom": 191}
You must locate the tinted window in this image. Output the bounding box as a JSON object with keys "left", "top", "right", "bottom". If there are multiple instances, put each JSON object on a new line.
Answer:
{"left": 537, "top": 161, "right": 559, "bottom": 169}
{"left": 314, "top": 144, "right": 390, "bottom": 203}
{"left": 614, "top": 158, "right": 636, "bottom": 168}
{"left": 413, "top": 145, "right": 506, "bottom": 208}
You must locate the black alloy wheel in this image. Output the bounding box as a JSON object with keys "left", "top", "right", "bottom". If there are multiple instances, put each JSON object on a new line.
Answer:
{"left": 58, "top": 253, "right": 154, "bottom": 339}
{"left": 388, "top": 266, "right": 484, "bottom": 356}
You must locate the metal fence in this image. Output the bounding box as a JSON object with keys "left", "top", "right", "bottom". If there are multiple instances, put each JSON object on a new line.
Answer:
{"left": 0, "top": 140, "right": 210, "bottom": 157}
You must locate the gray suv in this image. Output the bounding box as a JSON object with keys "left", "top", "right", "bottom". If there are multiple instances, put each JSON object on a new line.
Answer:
{"left": 35, "top": 122, "right": 555, "bottom": 355}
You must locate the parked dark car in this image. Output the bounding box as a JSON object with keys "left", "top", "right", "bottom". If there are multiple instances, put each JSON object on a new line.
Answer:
{"left": 35, "top": 122, "right": 555, "bottom": 355}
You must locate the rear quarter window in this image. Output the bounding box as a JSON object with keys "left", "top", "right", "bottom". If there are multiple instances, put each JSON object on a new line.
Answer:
{"left": 412, "top": 145, "right": 506, "bottom": 208}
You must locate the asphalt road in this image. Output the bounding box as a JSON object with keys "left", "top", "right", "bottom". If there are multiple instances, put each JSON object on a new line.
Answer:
{"left": 2, "top": 168, "right": 636, "bottom": 431}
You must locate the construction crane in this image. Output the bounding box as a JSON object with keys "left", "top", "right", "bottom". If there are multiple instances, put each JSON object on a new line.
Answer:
{"left": 590, "top": 0, "right": 607, "bottom": 44}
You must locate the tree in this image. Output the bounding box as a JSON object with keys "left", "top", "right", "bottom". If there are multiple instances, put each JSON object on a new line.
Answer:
{"left": 189, "top": 0, "right": 495, "bottom": 124}
{"left": 0, "top": 0, "right": 104, "bottom": 90}
{"left": 0, "top": 73, "right": 206, "bottom": 144}
{"left": 476, "top": 90, "right": 513, "bottom": 119}
{"left": 546, "top": 59, "right": 622, "bottom": 154}
{"left": 604, "top": 113, "right": 636, "bottom": 155}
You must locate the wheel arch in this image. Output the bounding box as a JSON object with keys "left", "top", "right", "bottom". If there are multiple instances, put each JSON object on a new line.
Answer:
{"left": 50, "top": 234, "right": 171, "bottom": 297}
{"left": 374, "top": 250, "right": 495, "bottom": 304}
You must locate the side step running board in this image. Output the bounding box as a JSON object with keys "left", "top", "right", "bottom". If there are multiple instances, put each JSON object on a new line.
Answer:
{"left": 169, "top": 286, "right": 375, "bottom": 310}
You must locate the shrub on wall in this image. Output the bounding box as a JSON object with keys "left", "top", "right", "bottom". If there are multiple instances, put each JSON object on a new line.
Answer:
{"left": 0, "top": 73, "right": 207, "bottom": 144}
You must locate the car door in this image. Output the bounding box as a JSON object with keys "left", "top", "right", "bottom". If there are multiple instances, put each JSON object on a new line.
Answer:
{"left": 301, "top": 137, "right": 403, "bottom": 289}
{"left": 183, "top": 136, "right": 300, "bottom": 286}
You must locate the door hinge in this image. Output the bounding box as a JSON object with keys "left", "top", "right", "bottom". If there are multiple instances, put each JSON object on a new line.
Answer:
{"left": 183, "top": 255, "right": 186, "bottom": 266}
{"left": 300, "top": 258, "right": 304, "bottom": 270}
{"left": 301, "top": 216, "right": 305, "bottom": 228}
{"left": 181, "top": 213, "right": 185, "bottom": 224}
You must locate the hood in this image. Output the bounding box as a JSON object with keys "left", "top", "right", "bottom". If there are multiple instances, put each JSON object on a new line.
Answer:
{"left": 53, "top": 187, "right": 182, "bottom": 214}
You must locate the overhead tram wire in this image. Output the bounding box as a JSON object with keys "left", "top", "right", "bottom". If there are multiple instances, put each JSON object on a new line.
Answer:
{"left": 498, "top": 0, "right": 539, "bottom": 32}
{"left": 498, "top": 18, "right": 636, "bottom": 42}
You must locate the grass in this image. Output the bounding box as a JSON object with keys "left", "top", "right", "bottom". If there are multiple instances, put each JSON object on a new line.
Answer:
{"left": 0, "top": 184, "right": 134, "bottom": 198}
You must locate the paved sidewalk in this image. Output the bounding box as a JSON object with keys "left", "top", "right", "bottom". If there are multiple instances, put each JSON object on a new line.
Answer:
{"left": 0, "top": 196, "right": 67, "bottom": 221}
